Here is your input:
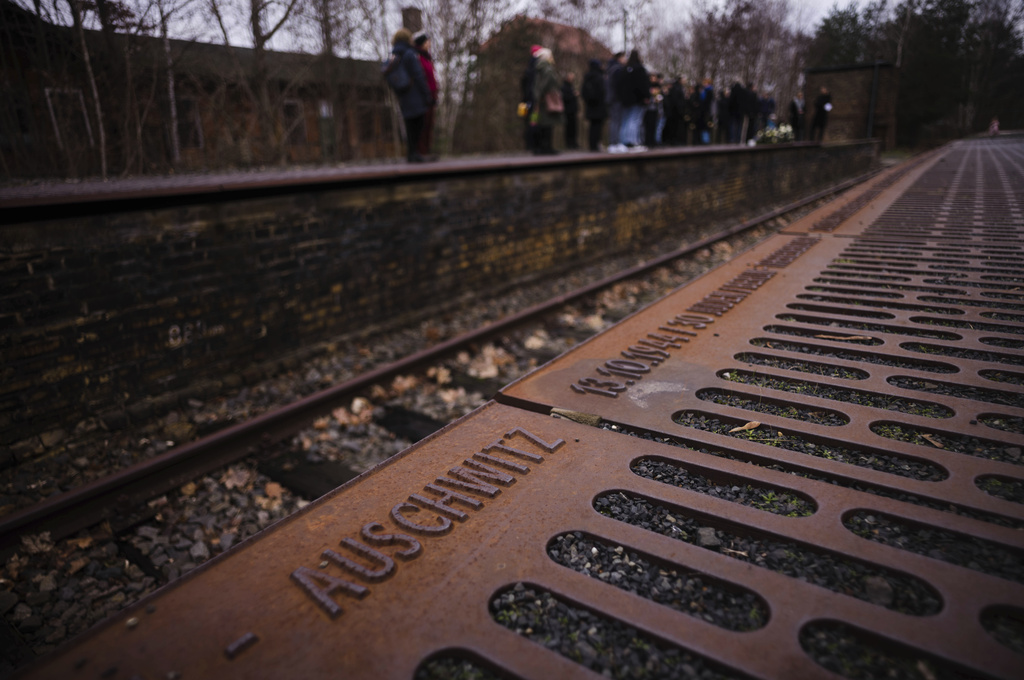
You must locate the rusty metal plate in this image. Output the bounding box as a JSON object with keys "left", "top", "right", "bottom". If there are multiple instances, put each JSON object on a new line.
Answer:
{"left": 493, "top": 142, "right": 1024, "bottom": 676}
{"left": 501, "top": 144, "right": 1023, "bottom": 523}
{"left": 19, "top": 142, "right": 1024, "bottom": 680}
{"left": 17, "top": 401, "right": 1021, "bottom": 680}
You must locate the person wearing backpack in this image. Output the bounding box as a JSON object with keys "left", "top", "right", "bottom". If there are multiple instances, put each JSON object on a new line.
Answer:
{"left": 530, "top": 47, "right": 562, "bottom": 155}
{"left": 386, "top": 28, "right": 432, "bottom": 162}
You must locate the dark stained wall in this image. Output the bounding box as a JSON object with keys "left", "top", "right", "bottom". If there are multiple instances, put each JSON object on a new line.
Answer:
{"left": 805, "top": 63, "right": 898, "bottom": 150}
{"left": 1, "top": 142, "right": 878, "bottom": 457}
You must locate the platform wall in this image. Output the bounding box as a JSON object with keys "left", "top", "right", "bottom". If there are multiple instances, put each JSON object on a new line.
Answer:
{"left": 0, "top": 142, "right": 878, "bottom": 455}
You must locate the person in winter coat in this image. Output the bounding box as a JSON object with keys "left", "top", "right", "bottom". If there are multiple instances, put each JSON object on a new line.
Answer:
{"left": 562, "top": 72, "right": 580, "bottom": 150}
{"left": 727, "top": 82, "right": 744, "bottom": 144}
{"left": 642, "top": 73, "right": 662, "bottom": 147}
{"left": 742, "top": 83, "right": 760, "bottom": 143}
{"left": 414, "top": 33, "right": 438, "bottom": 158}
{"left": 662, "top": 77, "right": 686, "bottom": 146}
{"left": 614, "top": 50, "right": 650, "bottom": 151}
{"left": 388, "top": 28, "right": 432, "bottom": 162}
{"left": 581, "top": 60, "right": 607, "bottom": 151}
{"left": 716, "top": 87, "right": 731, "bottom": 144}
{"left": 605, "top": 52, "right": 625, "bottom": 149}
{"left": 696, "top": 79, "right": 714, "bottom": 144}
{"left": 810, "top": 85, "right": 832, "bottom": 142}
{"left": 759, "top": 92, "right": 776, "bottom": 132}
{"left": 520, "top": 45, "right": 542, "bottom": 151}
{"left": 789, "top": 90, "right": 805, "bottom": 141}
{"left": 531, "top": 47, "right": 561, "bottom": 155}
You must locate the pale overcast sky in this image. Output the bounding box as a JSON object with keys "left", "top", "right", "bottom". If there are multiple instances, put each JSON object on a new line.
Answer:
{"left": 659, "top": 0, "right": 861, "bottom": 33}
{"left": 798, "top": 0, "right": 860, "bottom": 28}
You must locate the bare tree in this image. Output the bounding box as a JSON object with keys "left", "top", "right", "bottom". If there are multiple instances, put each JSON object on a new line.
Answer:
{"left": 152, "top": 0, "right": 201, "bottom": 164}
{"left": 420, "top": 0, "right": 518, "bottom": 154}
{"left": 68, "top": 0, "right": 109, "bottom": 178}
{"left": 682, "top": 0, "right": 798, "bottom": 88}
{"left": 206, "top": 0, "right": 304, "bottom": 163}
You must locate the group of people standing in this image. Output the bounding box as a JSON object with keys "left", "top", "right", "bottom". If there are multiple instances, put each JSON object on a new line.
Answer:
{"left": 522, "top": 45, "right": 835, "bottom": 154}
{"left": 789, "top": 86, "right": 833, "bottom": 143}
{"left": 386, "top": 28, "right": 439, "bottom": 163}
{"left": 388, "top": 31, "right": 835, "bottom": 162}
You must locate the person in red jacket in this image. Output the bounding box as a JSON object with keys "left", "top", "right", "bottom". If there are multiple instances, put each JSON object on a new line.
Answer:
{"left": 415, "top": 33, "right": 439, "bottom": 159}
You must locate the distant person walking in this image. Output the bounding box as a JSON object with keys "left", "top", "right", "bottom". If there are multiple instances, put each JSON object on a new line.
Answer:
{"left": 387, "top": 28, "right": 431, "bottom": 163}
{"left": 531, "top": 47, "right": 562, "bottom": 155}
{"left": 581, "top": 59, "right": 607, "bottom": 151}
{"left": 810, "top": 85, "right": 832, "bottom": 142}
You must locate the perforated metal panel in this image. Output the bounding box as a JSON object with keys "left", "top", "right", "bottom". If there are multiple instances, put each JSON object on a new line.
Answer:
{"left": 21, "top": 140, "right": 1024, "bottom": 680}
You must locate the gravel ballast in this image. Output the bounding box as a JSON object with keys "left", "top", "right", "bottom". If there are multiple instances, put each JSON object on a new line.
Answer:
{"left": 1, "top": 203, "right": 807, "bottom": 669}
{"left": 547, "top": 531, "right": 768, "bottom": 631}
{"left": 491, "top": 582, "right": 745, "bottom": 680}
{"left": 592, "top": 491, "right": 942, "bottom": 616}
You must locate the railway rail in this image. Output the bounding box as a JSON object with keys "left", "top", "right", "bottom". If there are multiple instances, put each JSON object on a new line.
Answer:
{"left": 0, "top": 165, "right": 881, "bottom": 553}
{"left": 7, "top": 137, "right": 1024, "bottom": 679}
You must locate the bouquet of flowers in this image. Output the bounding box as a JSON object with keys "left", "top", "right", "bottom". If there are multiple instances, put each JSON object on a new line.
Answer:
{"left": 756, "top": 123, "right": 795, "bottom": 145}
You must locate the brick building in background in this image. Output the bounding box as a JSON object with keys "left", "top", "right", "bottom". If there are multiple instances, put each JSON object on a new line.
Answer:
{"left": 804, "top": 62, "right": 898, "bottom": 150}
{"left": 0, "top": 0, "right": 394, "bottom": 179}
{"left": 454, "top": 16, "right": 613, "bottom": 154}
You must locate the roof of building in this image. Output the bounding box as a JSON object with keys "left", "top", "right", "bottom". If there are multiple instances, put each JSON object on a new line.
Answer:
{"left": 805, "top": 61, "right": 896, "bottom": 74}
{"left": 481, "top": 15, "right": 612, "bottom": 60}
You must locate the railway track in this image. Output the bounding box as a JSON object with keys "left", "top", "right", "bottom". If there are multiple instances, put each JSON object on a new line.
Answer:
{"left": 0, "top": 156, "right": 878, "bottom": 672}
{"left": 0, "top": 170, "right": 881, "bottom": 552}
{"left": 5, "top": 137, "right": 1024, "bottom": 678}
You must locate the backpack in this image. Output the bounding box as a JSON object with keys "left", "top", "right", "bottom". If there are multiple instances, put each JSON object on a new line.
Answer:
{"left": 381, "top": 55, "right": 411, "bottom": 94}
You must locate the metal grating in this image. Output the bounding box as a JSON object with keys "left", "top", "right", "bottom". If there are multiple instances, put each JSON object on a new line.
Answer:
{"left": 20, "top": 139, "right": 1024, "bottom": 680}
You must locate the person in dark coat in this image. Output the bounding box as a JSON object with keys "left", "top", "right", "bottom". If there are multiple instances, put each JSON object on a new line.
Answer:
{"left": 520, "top": 45, "right": 542, "bottom": 151}
{"left": 615, "top": 50, "right": 650, "bottom": 150}
{"left": 684, "top": 83, "right": 700, "bottom": 145}
{"left": 727, "top": 82, "right": 744, "bottom": 144}
{"left": 694, "top": 79, "right": 713, "bottom": 144}
{"left": 605, "top": 52, "right": 625, "bottom": 149}
{"left": 643, "top": 73, "right": 661, "bottom": 147}
{"left": 716, "top": 87, "right": 731, "bottom": 144}
{"left": 389, "top": 28, "right": 431, "bottom": 162}
{"left": 742, "top": 82, "right": 760, "bottom": 143}
{"left": 581, "top": 59, "right": 607, "bottom": 151}
{"left": 810, "top": 85, "right": 832, "bottom": 142}
{"left": 562, "top": 72, "right": 579, "bottom": 150}
{"left": 789, "top": 90, "right": 805, "bottom": 141}
{"left": 531, "top": 47, "right": 561, "bottom": 155}
{"left": 662, "top": 77, "right": 686, "bottom": 146}
{"left": 414, "top": 33, "right": 438, "bottom": 158}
